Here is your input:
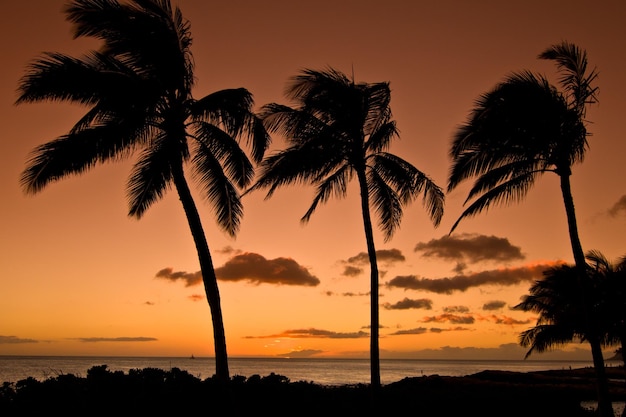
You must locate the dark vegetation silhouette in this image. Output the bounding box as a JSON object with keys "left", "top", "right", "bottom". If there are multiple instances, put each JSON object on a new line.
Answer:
{"left": 245, "top": 67, "right": 445, "bottom": 391}
{"left": 515, "top": 250, "right": 626, "bottom": 416}
{"left": 445, "top": 41, "right": 614, "bottom": 416}
{"left": 16, "top": 0, "right": 269, "bottom": 382}
{"left": 12, "top": 0, "right": 622, "bottom": 413}
{"left": 2, "top": 364, "right": 623, "bottom": 416}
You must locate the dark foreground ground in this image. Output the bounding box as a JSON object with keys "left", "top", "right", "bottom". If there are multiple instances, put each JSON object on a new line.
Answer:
{"left": 1, "top": 365, "right": 624, "bottom": 416}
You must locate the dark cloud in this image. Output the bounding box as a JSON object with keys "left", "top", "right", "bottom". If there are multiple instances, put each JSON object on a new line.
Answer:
{"left": 216, "top": 246, "right": 242, "bottom": 255}
{"left": 383, "top": 297, "right": 432, "bottom": 310}
{"left": 245, "top": 328, "right": 369, "bottom": 339}
{"left": 155, "top": 267, "right": 202, "bottom": 287}
{"left": 346, "top": 249, "right": 406, "bottom": 265}
{"left": 482, "top": 300, "right": 507, "bottom": 311}
{"left": 443, "top": 305, "right": 470, "bottom": 313}
{"left": 276, "top": 349, "right": 324, "bottom": 358}
{"left": 608, "top": 195, "right": 626, "bottom": 217}
{"left": 74, "top": 337, "right": 158, "bottom": 343}
{"left": 0, "top": 335, "right": 38, "bottom": 344}
{"left": 188, "top": 294, "right": 204, "bottom": 302}
{"left": 156, "top": 252, "right": 320, "bottom": 287}
{"left": 414, "top": 233, "right": 525, "bottom": 265}
{"left": 215, "top": 253, "right": 320, "bottom": 286}
{"left": 422, "top": 313, "right": 475, "bottom": 325}
{"left": 388, "top": 327, "right": 470, "bottom": 336}
{"left": 386, "top": 262, "right": 560, "bottom": 294}
{"left": 342, "top": 265, "right": 363, "bottom": 277}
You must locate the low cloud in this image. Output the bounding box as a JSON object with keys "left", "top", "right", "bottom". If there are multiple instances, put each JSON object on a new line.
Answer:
{"left": 414, "top": 234, "right": 525, "bottom": 269}
{"left": 346, "top": 248, "right": 406, "bottom": 265}
{"left": 276, "top": 349, "right": 324, "bottom": 358}
{"left": 73, "top": 337, "right": 158, "bottom": 343}
{"left": 422, "top": 313, "right": 475, "bottom": 324}
{"left": 383, "top": 298, "right": 433, "bottom": 310}
{"left": 482, "top": 300, "right": 507, "bottom": 311}
{"left": 0, "top": 335, "right": 38, "bottom": 344}
{"left": 386, "top": 262, "right": 560, "bottom": 294}
{"left": 608, "top": 195, "right": 626, "bottom": 217}
{"left": 443, "top": 305, "right": 470, "bottom": 313}
{"left": 389, "top": 327, "right": 470, "bottom": 336}
{"left": 341, "top": 265, "right": 363, "bottom": 277}
{"left": 478, "top": 314, "right": 532, "bottom": 325}
{"left": 156, "top": 252, "right": 320, "bottom": 287}
{"left": 246, "top": 328, "right": 369, "bottom": 339}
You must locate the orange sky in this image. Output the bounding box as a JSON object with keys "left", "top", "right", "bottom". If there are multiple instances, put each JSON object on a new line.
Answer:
{"left": 1, "top": 0, "right": 625, "bottom": 361}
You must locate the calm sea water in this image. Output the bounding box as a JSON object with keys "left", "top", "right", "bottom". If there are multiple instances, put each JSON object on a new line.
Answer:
{"left": 0, "top": 356, "right": 597, "bottom": 385}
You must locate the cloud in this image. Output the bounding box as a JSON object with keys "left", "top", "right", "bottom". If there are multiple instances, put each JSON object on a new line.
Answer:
{"left": 276, "top": 349, "right": 324, "bottom": 358}
{"left": 341, "top": 265, "right": 363, "bottom": 277}
{"left": 478, "top": 314, "right": 532, "bottom": 325}
{"left": 346, "top": 249, "right": 406, "bottom": 266}
{"left": 155, "top": 268, "right": 202, "bottom": 287}
{"left": 246, "top": 328, "right": 369, "bottom": 339}
{"left": 188, "top": 294, "right": 204, "bottom": 302}
{"left": 73, "top": 337, "right": 158, "bottom": 343}
{"left": 386, "top": 262, "right": 559, "bottom": 294}
{"left": 0, "top": 335, "right": 38, "bottom": 344}
{"left": 422, "top": 313, "right": 475, "bottom": 324}
{"left": 443, "top": 305, "right": 470, "bottom": 313}
{"left": 608, "top": 195, "right": 626, "bottom": 217}
{"left": 388, "top": 327, "right": 470, "bottom": 336}
{"left": 156, "top": 252, "right": 320, "bottom": 287}
{"left": 414, "top": 233, "right": 525, "bottom": 266}
{"left": 482, "top": 300, "right": 507, "bottom": 311}
{"left": 215, "top": 253, "right": 321, "bottom": 286}
{"left": 383, "top": 297, "right": 433, "bottom": 310}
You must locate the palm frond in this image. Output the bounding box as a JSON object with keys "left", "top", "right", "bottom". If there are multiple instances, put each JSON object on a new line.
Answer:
{"left": 190, "top": 140, "right": 243, "bottom": 236}
{"left": 127, "top": 134, "right": 174, "bottom": 218}
{"left": 192, "top": 121, "right": 254, "bottom": 189}
{"left": 367, "top": 168, "right": 402, "bottom": 241}
{"left": 301, "top": 166, "right": 350, "bottom": 223}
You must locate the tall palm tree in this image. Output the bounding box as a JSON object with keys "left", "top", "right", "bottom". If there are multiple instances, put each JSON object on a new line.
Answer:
{"left": 445, "top": 41, "right": 610, "bottom": 415}
{"left": 246, "top": 67, "right": 445, "bottom": 391}
{"left": 16, "top": 0, "right": 269, "bottom": 382}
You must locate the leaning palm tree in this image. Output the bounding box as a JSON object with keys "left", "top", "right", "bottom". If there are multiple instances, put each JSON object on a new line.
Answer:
{"left": 446, "top": 41, "right": 610, "bottom": 415}
{"left": 246, "top": 67, "right": 444, "bottom": 391}
{"left": 16, "top": 0, "right": 269, "bottom": 382}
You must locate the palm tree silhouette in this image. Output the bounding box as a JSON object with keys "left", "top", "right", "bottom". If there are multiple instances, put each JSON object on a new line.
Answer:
{"left": 246, "top": 67, "right": 444, "bottom": 391}
{"left": 16, "top": 0, "right": 269, "bottom": 382}
{"left": 446, "top": 42, "right": 612, "bottom": 415}
{"left": 515, "top": 250, "right": 626, "bottom": 417}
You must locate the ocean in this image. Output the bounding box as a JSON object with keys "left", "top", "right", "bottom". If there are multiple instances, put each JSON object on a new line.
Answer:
{"left": 0, "top": 355, "right": 598, "bottom": 385}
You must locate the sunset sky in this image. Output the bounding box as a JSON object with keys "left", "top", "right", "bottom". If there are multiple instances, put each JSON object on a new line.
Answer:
{"left": 1, "top": 0, "right": 625, "bottom": 362}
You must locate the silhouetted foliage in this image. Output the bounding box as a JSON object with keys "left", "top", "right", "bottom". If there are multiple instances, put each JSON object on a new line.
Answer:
{"left": 247, "top": 67, "right": 444, "bottom": 390}
{"left": 16, "top": 0, "right": 269, "bottom": 382}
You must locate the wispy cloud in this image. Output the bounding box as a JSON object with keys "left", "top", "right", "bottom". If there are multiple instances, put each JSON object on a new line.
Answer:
{"left": 478, "top": 314, "right": 532, "bottom": 325}
{"left": 246, "top": 328, "right": 369, "bottom": 339}
{"left": 73, "top": 337, "right": 158, "bottom": 343}
{"left": 0, "top": 335, "right": 38, "bottom": 344}
{"left": 276, "top": 349, "right": 325, "bottom": 358}
{"left": 156, "top": 252, "right": 320, "bottom": 287}
{"left": 386, "top": 262, "right": 560, "bottom": 294}
{"left": 388, "top": 327, "right": 471, "bottom": 336}
{"left": 608, "top": 195, "right": 626, "bottom": 217}
{"left": 421, "top": 313, "right": 475, "bottom": 324}
{"left": 383, "top": 297, "right": 433, "bottom": 310}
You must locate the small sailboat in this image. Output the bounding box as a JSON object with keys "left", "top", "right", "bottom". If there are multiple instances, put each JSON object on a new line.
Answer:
{"left": 190, "top": 354, "right": 195, "bottom": 359}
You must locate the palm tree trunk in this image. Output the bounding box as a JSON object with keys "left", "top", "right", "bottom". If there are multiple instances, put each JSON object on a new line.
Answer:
{"left": 560, "top": 174, "right": 613, "bottom": 417}
{"left": 356, "top": 169, "right": 381, "bottom": 393}
{"left": 172, "top": 164, "right": 230, "bottom": 382}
